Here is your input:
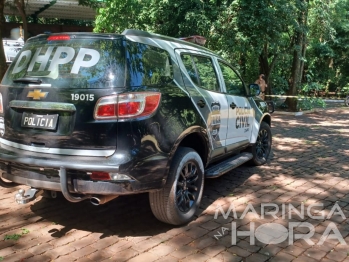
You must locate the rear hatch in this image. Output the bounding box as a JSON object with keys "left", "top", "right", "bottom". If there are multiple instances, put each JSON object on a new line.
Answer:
{"left": 0, "top": 33, "right": 126, "bottom": 157}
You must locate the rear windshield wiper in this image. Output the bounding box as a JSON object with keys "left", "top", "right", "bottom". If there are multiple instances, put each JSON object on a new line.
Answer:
{"left": 13, "top": 78, "right": 42, "bottom": 84}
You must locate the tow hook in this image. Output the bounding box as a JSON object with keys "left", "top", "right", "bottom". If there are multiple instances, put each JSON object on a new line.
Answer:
{"left": 15, "top": 188, "right": 43, "bottom": 204}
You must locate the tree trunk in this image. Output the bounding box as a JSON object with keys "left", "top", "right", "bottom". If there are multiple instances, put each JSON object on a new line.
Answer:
{"left": 14, "top": 0, "right": 28, "bottom": 41}
{"left": 0, "top": 0, "right": 7, "bottom": 80}
{"left": 299, "top": 39, "right": 307, "bottom": 85}
{"left": 286, "top": 0, "right": 308, "bottom": 111}
{"left": 259, "top": 43, "right": 278, "bottom": 99}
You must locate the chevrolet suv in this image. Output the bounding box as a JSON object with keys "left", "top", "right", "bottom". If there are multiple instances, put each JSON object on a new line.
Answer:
{"left": 0, "top": 29, "right": 273, "bottom": 225}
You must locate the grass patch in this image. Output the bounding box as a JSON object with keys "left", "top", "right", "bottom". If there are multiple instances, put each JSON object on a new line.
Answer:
{"left": 4, "top": 228, "right": 30, "bottom": 241}
{"left": 4, "top": 233, "right": 22, "bottom": 241}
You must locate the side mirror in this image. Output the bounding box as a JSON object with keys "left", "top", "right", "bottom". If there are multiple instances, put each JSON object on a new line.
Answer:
{"left": 249, "top": 83, "right": 260, "bottom": 96}
{"left": 266, "top": 101, "right": 275, "bottom": 114}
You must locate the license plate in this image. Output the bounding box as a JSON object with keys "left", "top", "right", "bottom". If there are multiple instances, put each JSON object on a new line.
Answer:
{"left": 21, "top": 112, "right": 58, "bottom": 130}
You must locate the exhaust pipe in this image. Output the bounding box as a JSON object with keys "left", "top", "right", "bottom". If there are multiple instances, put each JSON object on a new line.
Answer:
{"left": 90, "top": 195, "right": 118, "bottom": 206}
{"left": 60, "top": 167, "right": 90, "bottom": 203}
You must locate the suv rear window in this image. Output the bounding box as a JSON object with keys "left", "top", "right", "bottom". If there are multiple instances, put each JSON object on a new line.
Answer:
{"left": 2, "top": 36, "right": 126, "bottom": 89}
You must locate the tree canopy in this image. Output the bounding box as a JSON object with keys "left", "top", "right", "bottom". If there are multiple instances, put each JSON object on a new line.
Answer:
{"left": 1, "top": 0, "right": 349, "bottom": 111}
{"left": 93, "top": 0, "right": 349, "bottom": 110}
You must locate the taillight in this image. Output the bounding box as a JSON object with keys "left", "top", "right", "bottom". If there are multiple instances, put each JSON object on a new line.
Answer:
{"left": 0, "top": 93, "right": 3, "bottom": 113}
{"left": 87, "top": 171, "right": 130, "bottom": 181}
{"left": 90, "top": 171, "right": 111, "bottom": 180}
{"left": 47, "top": 35, "right": 70, "bottom": 41}
{"left": 94, "top": 92, "right": 161, "bottom": 120}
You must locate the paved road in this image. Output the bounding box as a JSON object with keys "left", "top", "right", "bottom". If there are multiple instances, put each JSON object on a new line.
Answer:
{"left": 0, "top": 105, "right": 349, "bottom": 262}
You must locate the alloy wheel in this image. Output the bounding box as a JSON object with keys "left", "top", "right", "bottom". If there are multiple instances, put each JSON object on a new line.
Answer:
{"left": 255, "top": 128, "right": 270, "bottom": 161}
{"left": 175, "top": 161, "right": 200, "bottom": 213}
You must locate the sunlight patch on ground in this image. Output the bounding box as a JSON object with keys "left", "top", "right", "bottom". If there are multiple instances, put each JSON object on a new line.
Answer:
{"left": 337, "top": 129, "right": 349, "bottom": 133}
{"left": 273, "top": 137, "right": 304, "bottom": 144}
{"left": 274, "top": 136, "right": 321, "bottom": 146}
{"left": 317, "top": 120, "right": 349, "bottom": 127}
{"left": 276, "top": 158, "right": 298, "bottom": 162}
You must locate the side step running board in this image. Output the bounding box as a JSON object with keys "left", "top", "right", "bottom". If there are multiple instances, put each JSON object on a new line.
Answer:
{"left": 205, "top": 152, "right": 253, "bottom": 178}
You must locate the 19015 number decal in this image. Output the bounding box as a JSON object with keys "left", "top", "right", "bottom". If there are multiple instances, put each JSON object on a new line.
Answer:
{"left": 71, "top": 94, "right": 94, "bottom": 101}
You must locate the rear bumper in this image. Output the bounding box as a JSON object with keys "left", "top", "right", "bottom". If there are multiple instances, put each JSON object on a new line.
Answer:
{"left": 0, "top": 142, "right": 124, "bottom": 173}
{"left": 2, "top": 170, "right": 160, "bottom": 195}
{"left": 0, "top": 143, "right": 164, "bottom": 195}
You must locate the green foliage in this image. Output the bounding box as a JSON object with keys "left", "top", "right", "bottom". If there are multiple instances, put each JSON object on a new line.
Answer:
{"left": 339, "top": 85, "right": 349, "bottom": 96}
{"left": 2, "top": 0, "right": 341, "bottom": 111}
{"left": 94, "top": 0, "right": 146, "bottom": 33}
{"left": 94, "top": 0, "right": 222, "bottom": 37}
{"left": 297, "top": 97, "right": 327, "bottom": 111}
{"left": 276, "top": 96, "right": 327, "bottom": 111}
{"left": 271, "top": 75, "right": 290, "bottom": 95}
{"left": 300, "top": 82, "right": 325, "bottom": 95}
{"left": 21, "top": 228, "right": 29, "bottom": 234}
{"left": 4, "top": 233, "right": 22, "bottom": 241}
{"left": 4, "top": 228, "right": 30, "bottom": 241}
{"left": 2, "top": 0, "right": 349, "bottom": 102}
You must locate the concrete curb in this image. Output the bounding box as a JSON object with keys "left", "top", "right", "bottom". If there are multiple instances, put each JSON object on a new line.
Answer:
{"left": 273, "top": 99, "right": 347, "bottom": 116}
{"left": 323, "top": 99, "right": 345, "bottom": 102}
{"left": 273, "top": 108, "right": 325, "bottom": 116}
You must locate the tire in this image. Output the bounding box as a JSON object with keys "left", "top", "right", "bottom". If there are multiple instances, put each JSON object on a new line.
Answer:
{"left": 0, "top": 172, "right": 17, "bottom": 188}
{"left": 149, "top": 147, "right": 204, "bottom": 225}
{"left": 247, "top": 121, "right": 272, "bottom": 166}
{"left": 345, "top": 96, "right": 349, "bottom": 107}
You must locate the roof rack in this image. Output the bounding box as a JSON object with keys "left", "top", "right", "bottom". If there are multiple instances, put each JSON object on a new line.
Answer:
{"left": 122, "top": 29, "right": 154, "bottom": 37}
{"left": 122, "top": 29, "right": 211, "bottom": 51}
{"left": 179, "top": 35, "right": 206, "bottom": 46}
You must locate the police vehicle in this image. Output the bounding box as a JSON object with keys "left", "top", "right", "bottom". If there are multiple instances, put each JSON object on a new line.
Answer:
{"left": 0, "top": 30, "right": 273, "bottom": 225}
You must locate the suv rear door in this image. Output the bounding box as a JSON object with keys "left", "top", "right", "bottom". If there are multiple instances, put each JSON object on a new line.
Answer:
{"left": 177, "top": 50, "right": 229, "bottom": 156}
{"left": 0, "top": 34, "right": 126, "bottom": 157}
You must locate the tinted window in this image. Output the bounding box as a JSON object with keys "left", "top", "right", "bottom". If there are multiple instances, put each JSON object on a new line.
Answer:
{"left": 181, "top": 54, "right": 199, "bottom": 86}
{"left": 127, "top": 41, "right": 172, "bottom": 86}
{"left": 182, "top": 54, "right": 219, "bottom": 92}
{"left": 2, "top": 37, "right": 126, "bottom": 89}
{"left": 219, "top": 62, "right": 246, "bottom": 96}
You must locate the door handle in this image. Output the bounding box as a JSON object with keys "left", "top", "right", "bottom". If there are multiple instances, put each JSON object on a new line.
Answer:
{"left": 230, "top": 102, "right": 236, "bottom": 109}
{"left": 197, "top": 100, "right": 206, "bottom": 108}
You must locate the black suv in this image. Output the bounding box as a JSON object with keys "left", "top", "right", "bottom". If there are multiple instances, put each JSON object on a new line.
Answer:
{"left": 0, "top": 29, "right": 273, "bottom": 225}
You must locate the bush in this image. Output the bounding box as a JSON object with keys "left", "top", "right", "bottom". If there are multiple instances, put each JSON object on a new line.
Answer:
{"left": 297, "top": 97, "right": 327, "bottom": 111}
{"left": 275, "top": 96, "right": 327, "bottom": 111}
{"left": 340, "top": 86, "right": 349, "bottom": 96}
{"left": 299, "top": 82, "right": 325, "bottom": 96}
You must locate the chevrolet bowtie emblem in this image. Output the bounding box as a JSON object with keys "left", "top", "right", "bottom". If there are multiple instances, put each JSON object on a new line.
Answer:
{"left": 27, "top": 89, "right": 48, "bottom": 100}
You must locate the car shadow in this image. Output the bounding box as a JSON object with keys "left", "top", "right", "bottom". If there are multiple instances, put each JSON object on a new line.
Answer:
{"left": 28, "top": 164, "right": 255, "bottom": 240}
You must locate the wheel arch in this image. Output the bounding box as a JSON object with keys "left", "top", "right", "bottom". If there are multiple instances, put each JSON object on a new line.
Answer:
{"left": 168, "top": 126, "right": 210, "bottom": 170}
{"left": 261, "top": 113, "right": 271, "bottom": 127}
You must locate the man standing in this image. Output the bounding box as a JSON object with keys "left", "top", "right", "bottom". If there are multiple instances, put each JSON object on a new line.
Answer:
{"left": 255, "top": 74, "right": 267, "bottom": 100}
